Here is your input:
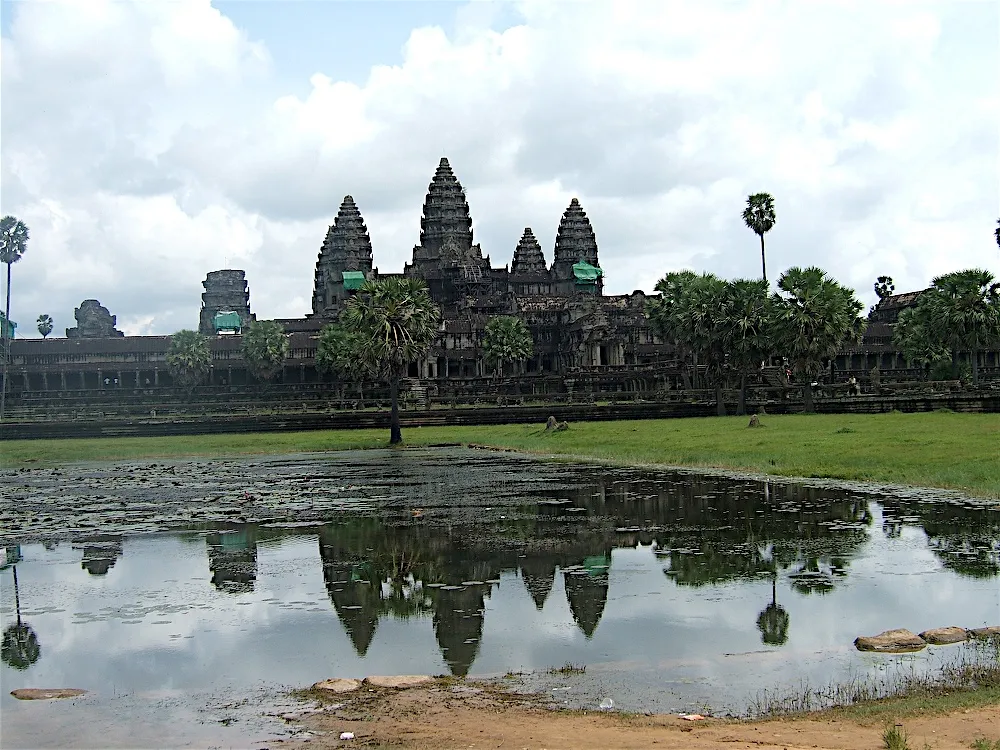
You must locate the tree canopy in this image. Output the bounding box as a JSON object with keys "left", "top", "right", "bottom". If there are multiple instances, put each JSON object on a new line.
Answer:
{"left": 772, "top": 266, "right": 864, "bottom": 411}
{"left": 316, "top": 321, "right": 371, "bottom": 396}
{"left": 166, "top": 329, "right": 212, "bottom": 389}
{"left": 481, "top": 316, "right": 533, "bottom": 377}
{"left": 241, "top": 319, "right": 290, "bottom": 382}
{"left": 36, "top": 314, "right": 53, "bottom": 339}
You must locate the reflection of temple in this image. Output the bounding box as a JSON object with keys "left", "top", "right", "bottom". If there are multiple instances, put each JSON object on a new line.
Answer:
{"left": 77, "top": 537, "right": 123, "bottom": 576}
{"left": 206, "top": 528, "right": 258, "bottom": 593}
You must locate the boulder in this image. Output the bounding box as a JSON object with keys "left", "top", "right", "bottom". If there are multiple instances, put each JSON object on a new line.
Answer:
{"left": 363, "top": 675, "right": 434, "bottom": 689}
{"left": 854, "top": 629, "right": 926, "bottom": 653}
{"left": 969, "top": 626, "right": 1000, "bottom": 639}
{"left": 11, "top": 688, "right": 87, "bottom": 700}
{"left": 919, "top": 626, "right": 967, "bottom": 645}
{"left": 311, "top": 678, "right": 361, "bottom": 694}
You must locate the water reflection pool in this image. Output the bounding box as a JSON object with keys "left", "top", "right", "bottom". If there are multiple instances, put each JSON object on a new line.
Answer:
{"left": 2, "top": 449, "right": 998, "bottom": 748}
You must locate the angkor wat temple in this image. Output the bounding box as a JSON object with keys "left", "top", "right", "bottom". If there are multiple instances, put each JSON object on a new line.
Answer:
{"left": 7, "top": 157, "right": 669, "bottom": 399}
{"left": 5, "top": 157, "right": 998, "bottom": 412}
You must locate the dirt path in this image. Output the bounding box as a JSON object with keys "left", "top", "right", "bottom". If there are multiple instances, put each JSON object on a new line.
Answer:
{"left": 271, "top": 681, "right": 1000, "bottom": 750}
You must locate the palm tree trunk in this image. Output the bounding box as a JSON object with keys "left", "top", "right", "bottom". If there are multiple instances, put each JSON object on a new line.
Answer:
{"left": 802, "top": 382, "right": 814, "bottom": 413}
{"left": 738, "top": 373, "right": 747, "bottom": 416}
{"left": 389, "top": 375, "right": 402, "bottom": 444}
{"left": 715, "top": 385, "right": 726, "bottom": 416}
{"left": 971, "top": 350, "right": 980, "bottom": 386}
{"left": 951, "top": 349, "right": 959, "bottom": 380}
{"left": 1, "top": 261, "right": 11, "bottom": 425}
{"left": 759, "top": 234, "right": 767, "bottom": 283}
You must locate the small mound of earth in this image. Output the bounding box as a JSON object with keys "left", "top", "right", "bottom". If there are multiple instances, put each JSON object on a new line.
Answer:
{"left": 969, "top": 626, "right": 1000, "bottom": 638}
{"left": 11, "top": 688, "right": 88, "bottom": 700}
{"left": 854, "top": 628, "right": 926, "bottom": 653}
{"left": 919, "top": 626, "right": 967, "bottom": 645}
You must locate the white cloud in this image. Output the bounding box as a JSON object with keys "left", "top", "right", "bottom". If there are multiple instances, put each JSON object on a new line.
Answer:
{"left": 1, "top": 0, "right": 997, "bottom": 336}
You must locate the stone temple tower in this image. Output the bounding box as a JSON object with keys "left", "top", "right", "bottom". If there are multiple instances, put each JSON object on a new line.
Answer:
{"left": 510, "top": 228, "right": 547, "bottom": 275}
{"left": 199, "top": 270, "right": 254, "bottom": 334}
{"left": 551, "top": 198, "right": 603, "bottom": 295}
{"left": 405, "top": 157, "right": 489, "bottom": 301}
{"left": 312, "top": 195, "right": 375, "bottom": 318}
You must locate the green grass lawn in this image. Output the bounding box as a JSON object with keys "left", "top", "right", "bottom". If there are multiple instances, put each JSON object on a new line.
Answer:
{"left": 2, "top": 412, "right": 998, "bottom": 497}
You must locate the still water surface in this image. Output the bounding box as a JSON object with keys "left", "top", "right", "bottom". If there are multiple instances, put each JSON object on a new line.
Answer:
{"left": 2, "top": 449, "right": 998, "bottom": 747}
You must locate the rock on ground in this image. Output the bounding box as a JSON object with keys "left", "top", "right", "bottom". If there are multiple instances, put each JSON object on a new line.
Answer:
{"left": 919, "top": 626, "right": 968, "bottom": 645}
{"left": 311, "top": 678, "right": 361, "bottom": 693}
{"left": 969, "top": 626, "right": 1000, "bottom": 639}
{"left": 854, "top": 628, "right": 927, "bottom": 653}
{"left": 11, "top": 688, "right": 88, "bottom": 700}
{"left": 364, "top": 675, "right": 434, "bottom": 689}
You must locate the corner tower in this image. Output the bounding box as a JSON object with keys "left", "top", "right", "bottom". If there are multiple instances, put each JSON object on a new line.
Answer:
{"left": 551, "top": 198, "right": 602, "bottom": 294}
{"left": 312, "top": 196, "right": 374, "bottom": 318}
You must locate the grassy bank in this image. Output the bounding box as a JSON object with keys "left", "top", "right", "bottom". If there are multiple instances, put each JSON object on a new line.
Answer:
{"left": 2, "top": 411, "right": 998, "bottom": 497}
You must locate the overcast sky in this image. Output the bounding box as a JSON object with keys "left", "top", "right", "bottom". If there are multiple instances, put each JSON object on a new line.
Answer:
{"left": 1, "top": 0, "right": 997, "bottom": 337}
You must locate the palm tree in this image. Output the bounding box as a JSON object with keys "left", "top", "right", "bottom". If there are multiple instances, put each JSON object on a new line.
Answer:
{"left": 166, "top": 329, "right": 212, "bottom": 390}
{"left": 0, "top": 215, "right": 29, "bottom": 425}
{"left": 647, "top": 270, "right": 699, "bottom": 388}
{"left": 36, "top": 314, "right": 53, "bottom": 339}
{"left": 673, "top": 273, "right": 730, "bottom": 415}
{"left": 742, "top": 193, "right": 776, "bottom": 283}
{"left": 773, "top": 267, "right": 864, "bottom": 412}
{"left": 341, "top": 278, "right": 441, "bottom": 444}
{"left": 894, "top": 305, "right": 950, "bottom": 380}
{"left": 315, "top": 321, "right": 371, "bottom": 401}
{"left": 241, "top": 319, "right": 290, "bottom": 383}
{"left": 920, "top": 269, "right": 1000, "bottom": 385}
{"left": 722, "top": 278, "right": 775, "bottom": 415}
{"left": 874, "top": 276, "right": 895, "bottom": 302}
{"left": 1, "top": 567, "right": 42, "bottom": 670}
{"left": 995, "top": 219, "right": 1000, "bottom": 252}
{"left": 481, "top": 315, "right": 533, "bottom": 379}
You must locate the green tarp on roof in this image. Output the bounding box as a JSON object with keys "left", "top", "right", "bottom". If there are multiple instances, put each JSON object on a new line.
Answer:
{"left": 573, "top": 261, "right": 603, "bottom": 284}
{"left": 213, "top": 311, "right": 242, "bottom": 332}
{"left": 342, "top": 270, "right": 366, "bottom": 290}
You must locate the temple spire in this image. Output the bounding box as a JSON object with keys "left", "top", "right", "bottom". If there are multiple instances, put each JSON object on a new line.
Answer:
{"left": 418, "top": 157, "right": 474, "bottom": 257}
{"left": 552, "top": 197, "right": 599, "bottom": 269}
{"left": 510, "top": 228, "right": 547, "bottom": 275}
{"left": 312, "top": 195, "right": 374, "bottom": 316}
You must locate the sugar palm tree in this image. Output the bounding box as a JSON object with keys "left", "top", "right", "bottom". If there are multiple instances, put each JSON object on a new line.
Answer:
{"left": 742, "top": 193, "right": 776, "bottom": 283}
{"left": 723, "top": 278, "right": 775, "bottom": 415}
{"left": 647, "top": 270, "right": 699, "bottom": 389}
{"left": 341, "top": 278, "right": 441, "bottom": 444}
{"left": 773, "top": 267, "right": 864, "bottom": 412}
{"left": 922, "top": 269, "right": 1000, "bottom": 385}
{"left": 995, "top": 218, "right": 1000, "bottom": 252}
{"left": 0, "top": 215, "right": 29, "bottom": 425}
{"left": 481, "top": 315, "right": 533, "bottom": 379}
{"left": 316, "top": 321, "right": 371, "bottom": 401}
{"left": 241, "top": 319, "right": 290, "bottom": 383}
{"left": 36, "top": 314, "right": 53, "bottom": 339}
{"left": 166, "top": 329, "right": 212, "bottom": 390}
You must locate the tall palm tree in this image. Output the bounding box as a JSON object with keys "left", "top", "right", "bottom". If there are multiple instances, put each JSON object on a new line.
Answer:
{"left": 481, "top": 315, "right": 533, "bottom": 379}
{"left": 342, "top": 277, "right": 441, "bottom": 444}
{"left": 773, "top": 267, "right": 864, "bottom": 412}
{"left": 742, "top": 193, "right": 776, "bottom": 283}
{"left": 241, "top": 319, "right": 290, "bottom": 383}
{"left": 165, "top": 329, "right": 212, "bottom": 390}
{"left": 647, "top": 270, "right": 699, "bottom": 388}
{"left": 0, "top": 215, "right": 29, "bottom": 425}
{"left": 995, "top": 218, "right": 1000, "bottom": 253}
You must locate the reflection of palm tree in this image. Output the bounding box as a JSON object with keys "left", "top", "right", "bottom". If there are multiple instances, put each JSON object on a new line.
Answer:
{"left": 2, "top": 567, "right": 41, "bottom": 670}
{"left": 756, "top": 572, "right": 789, "bottom": 646}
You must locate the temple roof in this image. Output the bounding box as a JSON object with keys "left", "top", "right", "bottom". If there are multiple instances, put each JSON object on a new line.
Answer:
{"left": 553, "top": 198, "right": 599, "bottom": 268}
{"left": 319, "top": 195, "right": 374, "bottom": 265}
{"left": 419, "top": 157, "right": 474, "bottom": 255}
{"left": 510, "top": 228, "right": 547, "bottom": 275}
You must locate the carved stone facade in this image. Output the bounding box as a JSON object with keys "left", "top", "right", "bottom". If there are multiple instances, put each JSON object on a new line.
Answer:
{"left": 199, "top": 270, "right": 255, "bottom": 335}
{"left": 65, "top": 300, "right": 124, "bottom": 339}
{"left": 310, "top": 157, "right": 656, "bottom": 377}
